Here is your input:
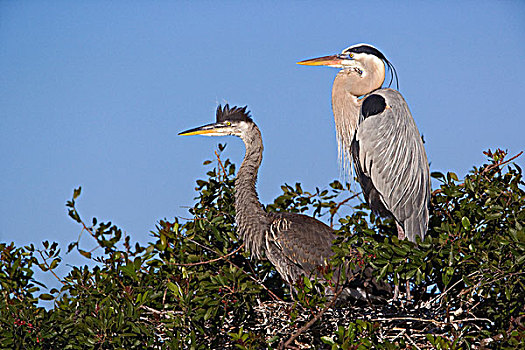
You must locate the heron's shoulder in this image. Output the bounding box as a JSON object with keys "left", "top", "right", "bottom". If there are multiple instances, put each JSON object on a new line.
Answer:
{"left": 359, "top": 89, "right": 411, "bottom": 124}
{"left": 369, "top": 88, "right": 407, "bottom": 104}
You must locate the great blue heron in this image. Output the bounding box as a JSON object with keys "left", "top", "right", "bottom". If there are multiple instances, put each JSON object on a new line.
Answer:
{"left": 179, "top": 104, "right": 390, "bottom": 300}
{"left": 298, "top": 43, "right": 430, "bottom": 243}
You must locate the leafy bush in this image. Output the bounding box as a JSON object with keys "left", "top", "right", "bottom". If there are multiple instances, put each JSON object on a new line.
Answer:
{"left": 1, "top": 148, "right": 523, "bottom": 349}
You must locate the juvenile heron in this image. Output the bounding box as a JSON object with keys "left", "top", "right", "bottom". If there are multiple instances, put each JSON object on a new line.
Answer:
{"left": 180, "top": 104, "right": 390, "bottom": 300}
{"left": 298, "top": 43, "right": 430, "bottom": 243}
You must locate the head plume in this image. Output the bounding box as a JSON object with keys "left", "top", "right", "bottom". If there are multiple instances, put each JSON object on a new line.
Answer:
{"left": 216, "top": 104, "right": 253, "bottom": 123}
{"left": 343, "top": 43, "right": 399, "bottom": 90}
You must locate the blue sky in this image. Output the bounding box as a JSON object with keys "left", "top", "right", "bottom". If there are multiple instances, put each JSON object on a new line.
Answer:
{"left": 1, "top": 1, "right": 524, "bottom": 289}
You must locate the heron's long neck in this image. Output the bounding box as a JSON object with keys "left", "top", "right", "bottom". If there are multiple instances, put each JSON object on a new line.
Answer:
{"left": 332, "top": 73, "right": 362, "bottom": 175}
{"left": 235, "top": 125, "right": 267, "bottom": 259}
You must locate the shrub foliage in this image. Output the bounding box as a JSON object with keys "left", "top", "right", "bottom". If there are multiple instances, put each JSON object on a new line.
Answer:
{"left": 1, "top": 148, "right": 524, "bottom": 349}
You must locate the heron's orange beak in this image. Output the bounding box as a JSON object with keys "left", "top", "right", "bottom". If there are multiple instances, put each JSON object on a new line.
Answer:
{"left": 179, "top": 128, "right": 218, "bottom": 136}
{"left": 297, "top": 55, "right": 343, "bottom": 68}
{"left": 179, "top": 122, "right": 223, "bottom": 136}
{"left": 179, "top": 121, "right": 232, "bottom": 137}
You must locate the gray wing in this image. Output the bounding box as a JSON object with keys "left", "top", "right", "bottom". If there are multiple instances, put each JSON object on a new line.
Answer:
{"left": 352, "top": 88, "right": 430, "bottom": 242}
{"left": 265, "top": 212, "right": 335, "bottom": 284}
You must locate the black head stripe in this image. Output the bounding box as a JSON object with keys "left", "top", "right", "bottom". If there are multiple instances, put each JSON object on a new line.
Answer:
{"left": 216, "top": 104, "right": 253, "bottom": 123}
{"left": 361, "top": 94, "right": 386, "bottom": 119}
{"left": 344, "top": 45, "right": 387, "bottom": 61}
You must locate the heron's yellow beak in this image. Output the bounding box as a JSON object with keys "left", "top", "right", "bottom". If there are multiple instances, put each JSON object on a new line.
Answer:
{"left": 179, "top": 122, "right": 230, "bottom": 137}
{"left": 297, "top": 55, "right": 343, "bottom": 68}
{"left": 179, "top": 128, "right": 217, "bottom": 136}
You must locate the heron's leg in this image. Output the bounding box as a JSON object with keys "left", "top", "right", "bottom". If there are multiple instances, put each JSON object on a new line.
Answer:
{"left": 396, "top": 222, "right": 405, "bottom": 240}
{"left": 393, "top": 279, "right": 411, "bottom": 301}
{"left": 393, "top": 223, "right": 405, "bottom": 301}
{"left": 395, "top": 223, "right": 414, "bottom": 300}
{"left": 393, "top": 284, "right": 400, "bottom": 301}
{"left": 406, "top": 280, "right": 412, "bottom": 301}
{"left": 290, "top": 284, "right": 297, "bottom": 301}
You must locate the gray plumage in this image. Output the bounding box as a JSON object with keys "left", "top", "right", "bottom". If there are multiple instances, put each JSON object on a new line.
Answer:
{"left": 231, "top": 113, "right": 335, "bottom": 285}
{"left": 299, "top": 44, "right": 431, "bottom": 243}
{"left": 180, "top": 105, "right": 390, "bottom": 299}
{"left": 353, "top": 89, "right": 430, "bottom": 242}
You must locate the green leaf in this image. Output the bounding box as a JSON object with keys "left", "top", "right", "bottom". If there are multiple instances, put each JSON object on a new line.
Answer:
{"left": 167, "top": 281, "right": 178, "bottom": 293}
{"left": 78, "top": 249, "right": 91, "bottom": 259}
{"left": 486, "top": 212, "right": 502, "bottom": 220}
{"left": 73, "top": 186, "right": 82, "bottom": 199}
{"left": 204, "top": 307, "right": 214, "bottom": 321}
{"left": 39, "top": 293, "right": 54, "bottom": 300}
{"left": 379, "top": 263, "right": 390, "bottom": 279}
{"left": 68, "top": 209, "right": 81, "bottom": 223}
{"left": 416, "top": 268, "right": 423, "bottom": 285}
{"left": 49, "top": 258, "right": 60, "bottom": 270}
{"left": 320, "top": 336, "right": 335, "bottom": 345}
{"left": 391, "top": 245, "right": 408, "bottom": 256}
{"left": 461, "top": 217, "right": 471, "bottom": 230}
{"left": 303, "top": 275, "right": 312, "bottom": 290}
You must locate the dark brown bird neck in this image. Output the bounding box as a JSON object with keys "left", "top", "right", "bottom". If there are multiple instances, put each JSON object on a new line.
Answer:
{"left": 235, "top": 125, "right": 267, "bottom": 259}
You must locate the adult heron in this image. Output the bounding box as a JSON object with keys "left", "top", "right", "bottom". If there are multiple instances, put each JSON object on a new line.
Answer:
{"left": 298, "top": 43, "right": 430, "bottom": 243}
{"left": 179, "top": 104, "right": 390, "bottom": 300}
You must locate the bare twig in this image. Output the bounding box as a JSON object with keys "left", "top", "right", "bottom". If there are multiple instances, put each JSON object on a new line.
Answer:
{"left": 432, "top": 151, "right": 523, "bottom": 196}
{"left": 228, "top": 259, "right": 283, "bottom": 302}
{"left": 80, "top": 221, "right": 95, "bottom": 238}
{"left": 482, "top": 151, "right": 523, "bottom": 174}
{"left": 140, "top": 305, "right": 182, "bottom": 317}
{"left": 37, "top": 250, "right": 66, "bottom": 285}
{"left": 426, "top": 271, "right": 480, "bottom": 305}
{"left": 453, "top": 317, "right": 493, "bottom": 325}
{"left": 404, "top": 333, "right": 422, "bottom": 350}
{"left": 185, "top": 238, "right": 216, "bottom": 253}
{"left": 73, "top": 220, "right": 102, "bottom": 256}
{"left": 459, "top": 271, "right": 525, "bottom": 301}
{"left": 329, "top": 192, "right": 360, "bottom": 227}
{"left": 369, "top": 316, "right": 448, "bottom": 327}
{"left": 215, "top": 150, "right": 227, "bottom": 179}
{"left": 182, "top": 238, "right": 282, "bottom": 302}
{"left": 390, "top": 328, "right": 406, "bottom": 342}
{"left": 431, "top": 182, "right": 465, "bottom": 196}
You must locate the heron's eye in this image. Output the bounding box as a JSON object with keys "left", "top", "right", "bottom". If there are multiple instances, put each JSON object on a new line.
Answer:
{"left": 349, "top": 53, "right": 354, "bottom": 58}
{"left": 226, "top": 122, "right": 231, "bottom": 126}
